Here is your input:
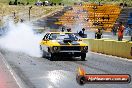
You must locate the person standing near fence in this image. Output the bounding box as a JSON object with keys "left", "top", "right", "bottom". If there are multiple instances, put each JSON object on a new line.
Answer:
{"left": 125, "top": 24, "right": 131, "bottom": 36}
{"left": 130, "top": 25, "right": 132, "bottom": 41}
{"left": 118, "top": 22, "right": 125, "bottom": 41}
{"left": 112, "top": 27, "right": 117, "bottom": 36}
{"left": 95, "top": 28, "right": 102, "bottom": 39}
{"left": 78, "top": 28, "right": 85, "bottom": 37}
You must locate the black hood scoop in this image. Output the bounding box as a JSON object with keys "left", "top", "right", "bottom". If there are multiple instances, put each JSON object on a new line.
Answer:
{"left": 63, "top": 38, "right": 72, "bottom": 43}
{"left": 58, "top": 38, "right": 80, "bottom": 45}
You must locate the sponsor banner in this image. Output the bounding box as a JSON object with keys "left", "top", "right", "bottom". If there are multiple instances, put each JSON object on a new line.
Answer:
{"left": 76, "top": 67, "right": 131, "bottom": 85}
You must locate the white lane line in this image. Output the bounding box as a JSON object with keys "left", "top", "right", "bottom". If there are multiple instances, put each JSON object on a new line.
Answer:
{"left": 91, "top": 52, "right": 132, "bottom": 62}
{"left": 103, "top": 34, "right": 131, "bottom": 37}
{"left": 0, "top": 53, "right": 24, "bottom": 88}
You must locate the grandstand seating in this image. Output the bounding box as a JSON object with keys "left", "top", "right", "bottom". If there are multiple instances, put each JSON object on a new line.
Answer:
{"left": 127, "top": 12, "right": 132, "bottom": 25}
{"left": 117, "top": 8, "right": 132, "bottom": 26}
{"left": 55, "top": 3, "right": 121, "bottom": 32}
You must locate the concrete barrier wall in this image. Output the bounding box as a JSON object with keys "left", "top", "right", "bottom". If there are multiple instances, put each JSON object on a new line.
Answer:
{"left": 82, "top": 38, "right": 132, "bottom": 59}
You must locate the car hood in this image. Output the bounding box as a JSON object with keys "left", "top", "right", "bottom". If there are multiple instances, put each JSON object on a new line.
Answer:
{"left": 47, "top": 40, "right": 88, "bottom": 46}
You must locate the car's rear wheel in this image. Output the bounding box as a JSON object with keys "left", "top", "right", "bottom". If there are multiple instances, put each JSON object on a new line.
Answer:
{"left": 81, "top": 53, "right": 86, "bottom": 61}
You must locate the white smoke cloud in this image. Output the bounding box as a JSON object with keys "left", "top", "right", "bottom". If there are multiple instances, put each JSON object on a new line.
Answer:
{"left": 0, "top": 21, "right": 43, "bottom": 57}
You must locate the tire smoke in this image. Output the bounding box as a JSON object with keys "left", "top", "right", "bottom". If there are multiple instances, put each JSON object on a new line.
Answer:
{"left": 0, "top": 21, "right": 43, "bottom": 57}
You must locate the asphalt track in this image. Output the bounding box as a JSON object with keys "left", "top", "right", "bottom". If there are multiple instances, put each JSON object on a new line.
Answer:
{"left": 0, "top": 48, "right": 132, "bottom": 88}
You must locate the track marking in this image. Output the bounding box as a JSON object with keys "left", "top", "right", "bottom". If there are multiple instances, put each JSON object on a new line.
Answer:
{"left": 91, "top": 52, "right": 132, "bottom": 62}
{"left": 0, "top": 53, "right": 25, "bottom": 88}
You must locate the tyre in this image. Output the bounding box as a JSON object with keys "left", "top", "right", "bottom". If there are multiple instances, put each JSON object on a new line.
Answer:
{"left": 49, "top": 53, "right": 56, "bottom": 61}
{"left": 42, "top": 50, "right": 45, "bottom": 58}
{"left": 81, "top": 53, "right": 86, "bottom": 61}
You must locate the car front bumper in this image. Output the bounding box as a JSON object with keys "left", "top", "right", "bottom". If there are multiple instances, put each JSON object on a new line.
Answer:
{"left": 52, "top": 51, "right": 87, "bottom": 57}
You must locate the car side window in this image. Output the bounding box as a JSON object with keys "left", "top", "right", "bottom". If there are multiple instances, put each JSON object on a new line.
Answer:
{"left": 47, "top": 34, "right": 51, "bottom": 40}
{"left": 49, "top": 34, "right": 57, "bottom": 40}
{"left": 43, "top": 33, "right": 49, "bottom": 40}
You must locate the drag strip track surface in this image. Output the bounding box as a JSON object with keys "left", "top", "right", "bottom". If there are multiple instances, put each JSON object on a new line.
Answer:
{"left": 0, "top": 48, "right": 132, "bottom": 88}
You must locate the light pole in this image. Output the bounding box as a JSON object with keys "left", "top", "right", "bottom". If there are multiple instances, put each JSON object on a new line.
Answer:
{"left": 29, "top": 6, "right": 32, "bottom": 21}
{"left": 93, "top": 5, "right": 97, "bottom": 24}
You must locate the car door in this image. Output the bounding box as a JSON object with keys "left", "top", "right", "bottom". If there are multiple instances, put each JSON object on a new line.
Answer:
{"left": 41, "top": 33, "right": 50, "bottom": 52}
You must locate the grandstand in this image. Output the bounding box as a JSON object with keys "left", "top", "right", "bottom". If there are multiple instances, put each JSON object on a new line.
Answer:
{"left": 55, "top": 3, "right": 121, "bottom": 32}
{"left": 128, "top": 12, "right": 132, "bottom": 25}
{"left": 117, "top": 7, "right": 132, "bottom": 26}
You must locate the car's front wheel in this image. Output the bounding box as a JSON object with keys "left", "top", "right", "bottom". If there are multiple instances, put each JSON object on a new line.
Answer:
{"left": 81, "top": 53, "right": 86, "bottom": 61}
{"left": 42, "top": 50, "right": 46, "bottom": 58}
{"left": 49, "top": 53, "right": 56, "bottom": 61}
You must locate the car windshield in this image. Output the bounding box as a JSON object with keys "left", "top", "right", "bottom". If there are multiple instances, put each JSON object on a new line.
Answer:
{"left": 50, "top": 33, "right": 78, "bottom": 41}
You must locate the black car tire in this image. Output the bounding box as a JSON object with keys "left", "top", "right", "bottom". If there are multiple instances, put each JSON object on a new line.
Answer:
{"left": 81, "top": 53, "right": 86, "bottom": 61}
{"left": 42, "top": 50, "right": 45, "bottom": 58}
{"left": 50, "top": 53, "right": 56, "bottom": 61}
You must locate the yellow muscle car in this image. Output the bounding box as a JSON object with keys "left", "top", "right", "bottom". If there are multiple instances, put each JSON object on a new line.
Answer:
{"left": 40, "top": 32, "right": 88, "bottom": 61}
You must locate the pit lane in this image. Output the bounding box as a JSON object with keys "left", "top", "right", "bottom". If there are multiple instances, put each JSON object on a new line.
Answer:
{"left": 0, "top": 48, "right": 132, "bottom": 88}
